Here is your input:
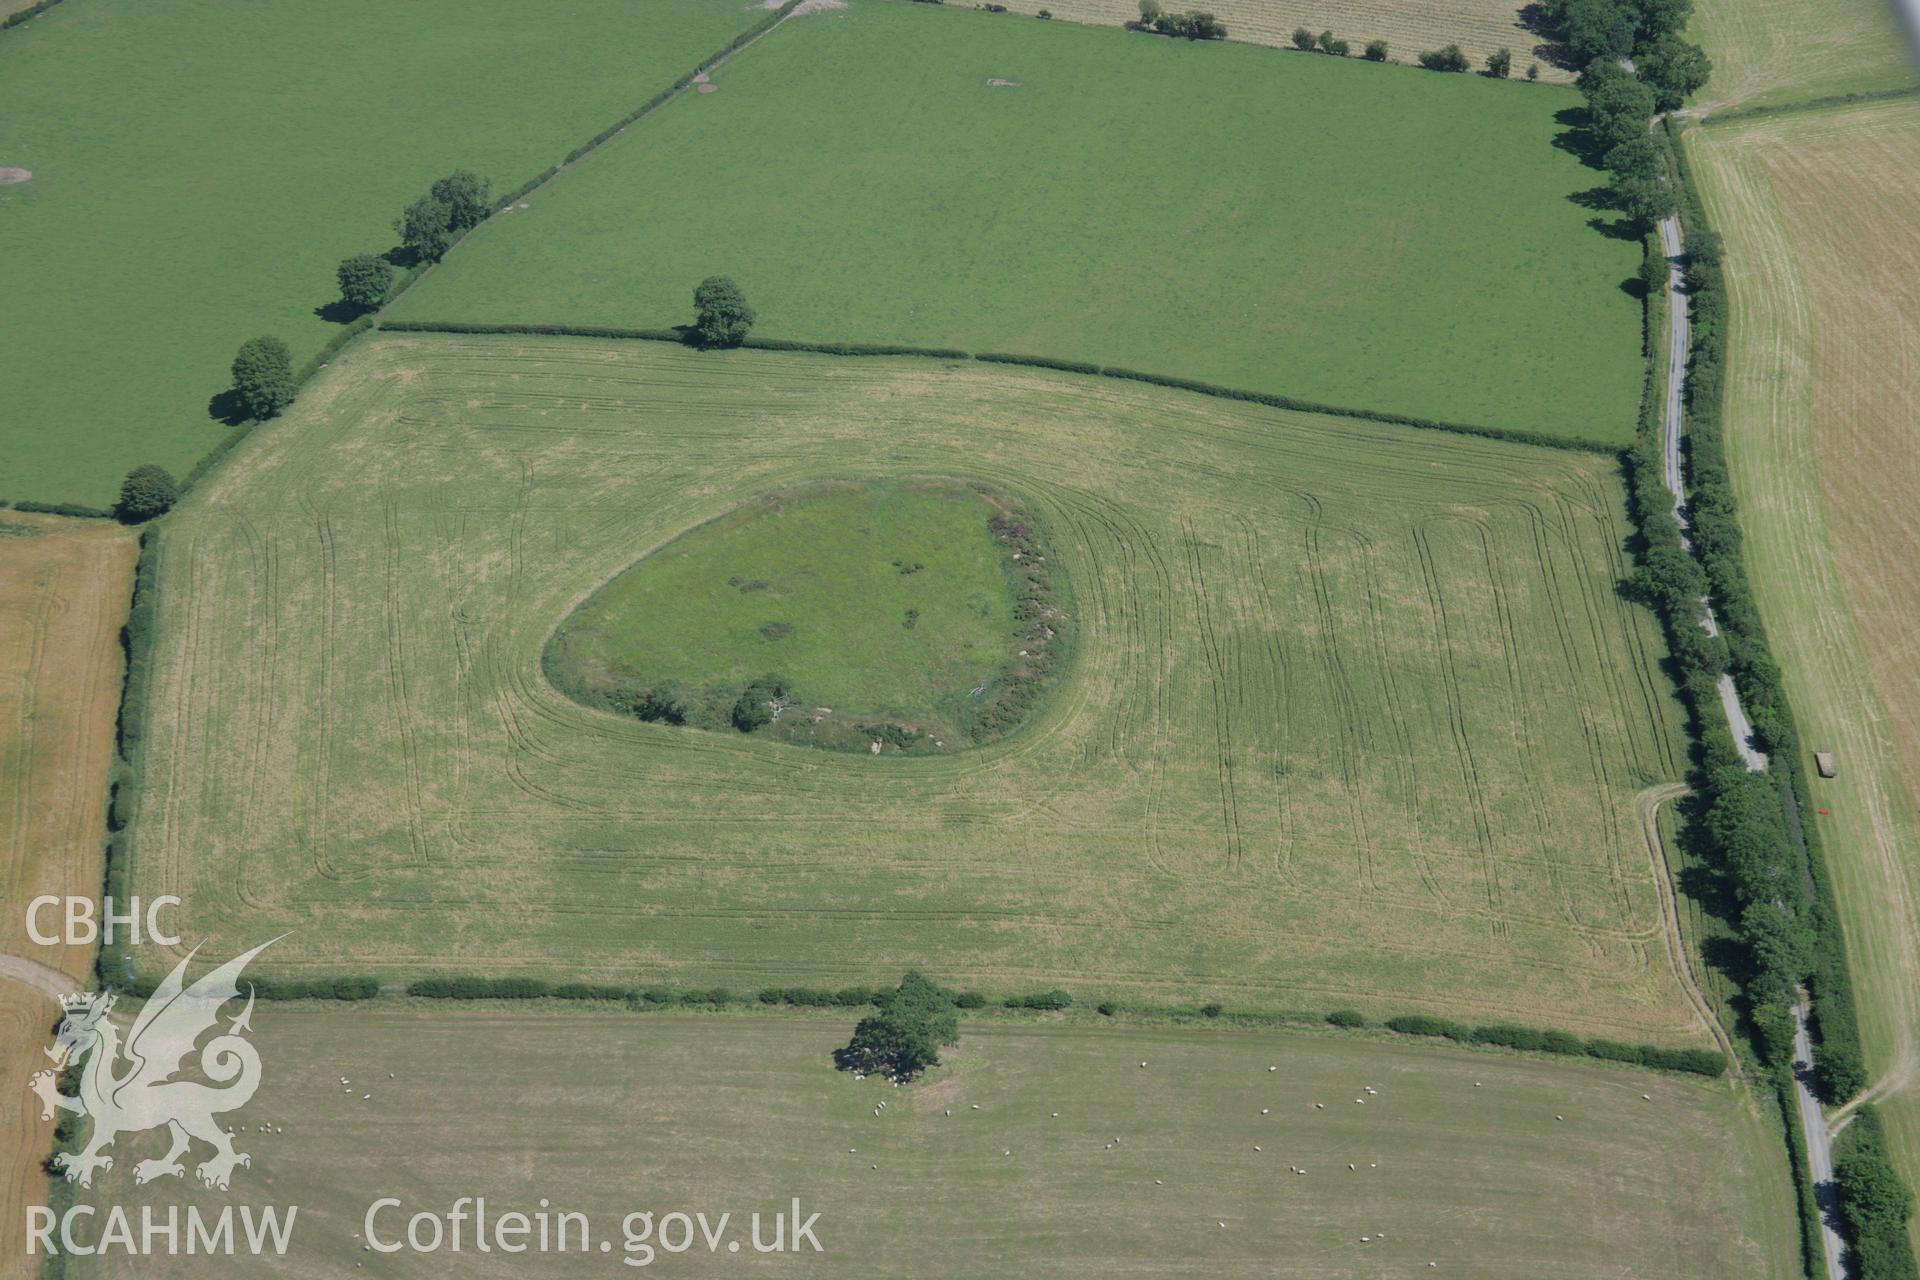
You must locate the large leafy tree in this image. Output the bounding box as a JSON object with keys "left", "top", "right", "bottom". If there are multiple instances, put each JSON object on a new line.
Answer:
{"left": 395, "top": 195, "right": 454, "bottom": 263}
{"left": 1581, "top": 62, "right": 1659, "bottom": 153}
{"left": 692, "top": 276, "right": 756, "bottom": 347}
{"left": 836, "top": 972, "right": 960, "bottom": 1079}
{"left": 115, "top": 464, "right": 179, "bottom": 523}
{"left": 336, "top": 253, "right": 394, "bottom": 311}
{"left": 1629, "top": 0, "right": 1693, "bottom": 43}
{"left": 1636, "top": 35, "right": 1711, "bottom": 110}
{"left": 430, "top": 169, "right": 493, "bottom": 233}
{"left": 230, "top": 336, "right": 294, "bottom": 420}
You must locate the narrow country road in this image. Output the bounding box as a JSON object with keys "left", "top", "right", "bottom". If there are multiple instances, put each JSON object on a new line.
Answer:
{"left": 1658, "top": 214, "right": 1841, "bottom": 1280}
{"left": 1795, "top": 1000, "right": 1850, "bottom": 1280}
{"left": 1657, "top": 216, "right": 1768, "bottom": 773}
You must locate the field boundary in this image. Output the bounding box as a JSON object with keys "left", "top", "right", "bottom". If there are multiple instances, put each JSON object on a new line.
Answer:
{"left": 394, "top": 977, "right": 1730, "bottom": 1076}
{"left": 375, "top": 0, "right": 805, "bottom": 322}
{"left": 376, "top": 320, "right": 1621, "bottom": 454}
{"left": 1698, "top": 83, "right": 1920, "bottom": 128}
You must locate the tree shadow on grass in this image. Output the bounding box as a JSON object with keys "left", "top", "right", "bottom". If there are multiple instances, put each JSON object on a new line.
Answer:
{"left": 206, "top": 388, "right": 250, "bottom": 427}
{"left": 313, "top": 299, "right": 367, "bottom": 325}
{"left": 1587, "top": 214, "right": 1642, "bottom": 241}
{"left": 1552, "top": 106, "right": 1606, "bottom": 168}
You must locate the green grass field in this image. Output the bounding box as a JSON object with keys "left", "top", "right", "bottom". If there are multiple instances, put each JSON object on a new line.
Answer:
{"left": 1689, "top": 0, "right": 1917, "bottom": 113}
{"left": 548, "top": 478, "right": 1062, "bottom": 748}
{"left": 79, "top": 1008, "right": 1799, "bottom": 1278}
{"left": 391, "top": 0, "right": 1645, "bottom": 444}
{"left": 122, "top": 334, "right": 1700, "bottom": 1041}
{"left": 0, "top": 0, "right": 763, "bottom": 507}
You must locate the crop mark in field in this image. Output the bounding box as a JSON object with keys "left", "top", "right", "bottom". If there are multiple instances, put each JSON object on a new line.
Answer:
{"left": 1464, "top": 511, "right": 1583, "bottom": 932}
{"left": 1300, "top": 508, "right": 1380, "bottom": 892}
{"left": 1232, "top": 513, "right": 1299, "bottom": 879}
{"left": 1180, "top": 518, "right": 1242, "bottom": 874}
{"left": 383, "top": 499, "right": 429, "bottom": 865}
{"left": 1413, "top": 519, "right": 1504, "bottom": 932}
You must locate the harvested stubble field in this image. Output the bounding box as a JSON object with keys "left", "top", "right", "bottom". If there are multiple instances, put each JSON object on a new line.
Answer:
{"left": 0, "top": 513, "right": 137, "bottom": 1273}
{"left": 1687, "top": 98, "right": 1920, "bottom": 1254}
{"left": 991, "top": 0, "right": 1573, "bottom": 82}
{"left": 1689, "top": 0, "right": 1918, "bottom": 113}
{"left": 0, "top": 0, "right": 765, "bottom": 507}
{"left": 87, "top": 1009, "right": 1798, "bottom": 1278}
{"left": 393, "top": 0, "right": 1645, "bottom": 445}
{"left": 122, "top": 335, "right": 1703, "bottom": 1042}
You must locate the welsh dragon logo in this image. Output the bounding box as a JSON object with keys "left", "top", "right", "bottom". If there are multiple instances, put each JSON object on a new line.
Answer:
{"left": 29, "top": 940, "right": 276, "bottom": 1191}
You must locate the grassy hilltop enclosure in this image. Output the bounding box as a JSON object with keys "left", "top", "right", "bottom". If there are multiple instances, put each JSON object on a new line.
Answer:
{"left": 89, "top": 1009, "right": 1799, "bottom": 1279}
{"left": 1688, "top": 98, "right": 1920, "bottom": 1255}
{"left": 123, "top": 335, "right": 1699, "bottom": 1040}
{"left": 0, "top": 0, "right": 765, "bottom": 507}
{"left": 392, "top": 0, "right": 1645, "bottom": 445}
{"left": 547, "top": 478, "right": 1069, "bottom": 751}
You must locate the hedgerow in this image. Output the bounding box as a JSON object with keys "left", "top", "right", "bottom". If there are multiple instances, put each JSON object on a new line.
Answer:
{"left": 379, "top": 321, "right": 1615, "bottom": 454}
{"left": 248, "top": 976, "right": 380, "bottom": 1001}
{"left": 1835, "top": 1106, "right": 1920, "bottom": 1280}
{"left": 1383, "top": 1014, "right": 1722, "bottom": 1075}
{"left": 4, "top": 500, "right": 113, "bottom": 519}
